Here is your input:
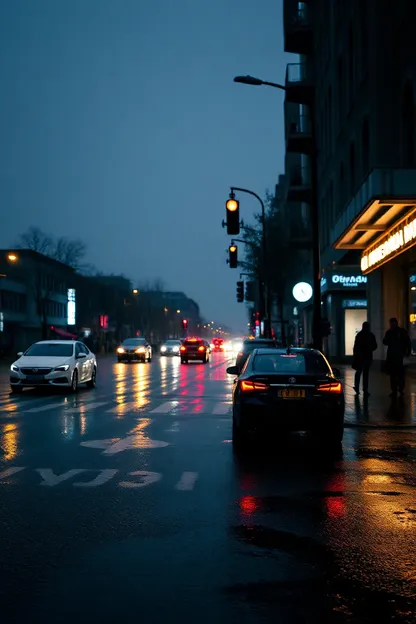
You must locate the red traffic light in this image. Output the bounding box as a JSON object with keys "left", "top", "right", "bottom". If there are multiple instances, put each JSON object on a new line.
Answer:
{"left": 182, "top": 319, "right": 188, "bottom": 329}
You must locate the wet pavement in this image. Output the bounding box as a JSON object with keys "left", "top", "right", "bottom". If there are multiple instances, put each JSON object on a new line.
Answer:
{"left": 0, "top": 354, "right": 415, "bottom": 623}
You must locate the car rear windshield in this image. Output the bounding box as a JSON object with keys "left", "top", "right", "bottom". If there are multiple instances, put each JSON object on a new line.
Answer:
{"left": 123, "top": 339, "right": 146, "bottom": 346}
{"left": 166, "top": 340, "right": 181, "bottom": 345}
{"left": 25, "top": 343, "right": 74, "bottom": 357}
{"left": 252, "top": 352, "right": 330, "bottom": 374}
{"left": 243, "top": 341, "right": 276, "bottom": 353}
{"left": 184, "top": 339, "right": 203, "bottom": 346}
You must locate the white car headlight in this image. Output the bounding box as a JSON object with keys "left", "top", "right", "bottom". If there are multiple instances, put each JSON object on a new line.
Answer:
{"left": 136, "top": 347, "right": 146, "bottom": 353}
{"left": 10, "top": 364, "right": 19, "bottom": 372}
{"left": 54, "top": 364, "right": 70, "bottom": 372}
{"left": 172, "top": 346, "right": 179, "bottom": 352}
{"left": 161, "top": 346, "right": 167, "bottom": 352}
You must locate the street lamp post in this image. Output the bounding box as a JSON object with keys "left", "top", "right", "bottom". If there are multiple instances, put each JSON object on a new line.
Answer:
{"left": 229, "top": 186, "right": 271, "bottom": 338}
{"left": 234, "top": 75, "right": 322, "bottom": 350}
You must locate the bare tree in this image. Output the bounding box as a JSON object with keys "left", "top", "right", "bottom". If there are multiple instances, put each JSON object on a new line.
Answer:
{"left": 16, "top": 227, "right": 53, "bottom": 256}
{"left": 15, "top": 227, "right": 86, "bottom": 270}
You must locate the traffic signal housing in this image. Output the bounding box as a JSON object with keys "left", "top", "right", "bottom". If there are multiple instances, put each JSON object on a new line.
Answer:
{"left": 244, "top": 281, "right": 256, "bottom": 302}
{"left": 228, "top": 244, "right": 238, "bottom": 268}
{"left": 236, "top": 281, "right": 244, "bottom": 303}
{"left": 226, "top": 197, "right": 240, "bottom": 235}
{"left": 182, "top": 319, "right": 188, "bottom": 330}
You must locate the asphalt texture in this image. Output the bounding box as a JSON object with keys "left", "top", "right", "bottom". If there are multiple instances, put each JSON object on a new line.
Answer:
{"left": 0, "top": 354, "right": 415, "bottom": 624}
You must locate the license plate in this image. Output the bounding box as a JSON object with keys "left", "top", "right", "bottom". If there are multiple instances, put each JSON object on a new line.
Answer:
{"left": 25, "top": 375, "right": 45, "bottom": 382}
{"left": 278, "top": 388, "right": 306, "bottom": 399}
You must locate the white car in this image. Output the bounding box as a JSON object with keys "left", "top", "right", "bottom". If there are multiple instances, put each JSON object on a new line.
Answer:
{"left": 10, "top": 340, "right": 97, "bottom": 394}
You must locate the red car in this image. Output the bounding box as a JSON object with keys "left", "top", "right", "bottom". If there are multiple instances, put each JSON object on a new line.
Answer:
{"left": 180, "top": 338, "right": 210, "bottom": 364}
{"left": 212, "top": 338, "right": 225, "bottom": 352}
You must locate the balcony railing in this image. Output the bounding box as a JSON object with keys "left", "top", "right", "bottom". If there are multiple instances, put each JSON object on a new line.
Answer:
{"left": 288, "top": 115, "right": 312, "bottom": 136}
{"left": 286, "top": 63, "right": 311, "bottom": 86}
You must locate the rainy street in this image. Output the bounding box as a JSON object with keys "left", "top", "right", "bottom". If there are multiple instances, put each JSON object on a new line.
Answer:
{"left": 0, "top": 354, "right": 415, "bottom": 623}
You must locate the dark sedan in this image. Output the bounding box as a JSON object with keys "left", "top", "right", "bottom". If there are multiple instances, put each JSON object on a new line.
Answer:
{"left": 235, "top": 338, "right": 278, "bottom": 373}
{"left": 227, "top": 347, "right": 344, "bottom": 449}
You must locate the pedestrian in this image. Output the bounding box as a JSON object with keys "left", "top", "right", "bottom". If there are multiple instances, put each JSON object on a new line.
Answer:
{"left": 352, "top": 321, "right": 377, "bottom": 396}
{"left": 382, "top": 317, "right": 412, "bottom": 397}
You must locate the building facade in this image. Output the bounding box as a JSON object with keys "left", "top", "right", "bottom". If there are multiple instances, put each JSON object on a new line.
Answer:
{"left": 283, "top": 0, "right": 416, "bottom": 359}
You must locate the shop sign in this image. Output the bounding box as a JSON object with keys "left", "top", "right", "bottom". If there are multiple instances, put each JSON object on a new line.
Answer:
{"left": 321, "top": 273, "right": 367, "bottom": 292}
{"left": 361, "top": 210, "right": 416, "bottom": 274}
{"left": 67, "top": 289, "right": 76, "bottom": 326}
{"left": 342, "top": 299, "right": 367, "bottom": 309}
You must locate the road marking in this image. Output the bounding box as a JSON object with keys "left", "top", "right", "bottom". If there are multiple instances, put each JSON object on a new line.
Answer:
{"left": 0, "top": 467, "right": 25, "bottom": 481}
{"left": 73, "top": 469, "right": 118, "bottom": 487}
{"left": 149, "top": 401, "right": 178, "bottom": 414}
{"left": 165, "top": 421, "right": 180, "bottom": 433}
{"left": 36, "top": 468, "right": 87, "bottom": 486}
{"left": 105, "top": 401, "right": 139, "bottom": 413}
{"left": 119, "top": 470, "right": 162, "bottom": 488}
{"left": 102, "top": 436, "right": 169, "bottom": 455}
{"left": 175, "top": 471, "right": 199, "bottom": 491}
{"left": 80, "top": 438, "right": 120, "bottom": 450}
{"left": 25, "top": 402, "right": 66, "bottom": 413}
{"left": 65, "top": 402, "right": 108, "bottom": 413}
{"left": 212, "top": 403, "right": 231, "bottom": 414}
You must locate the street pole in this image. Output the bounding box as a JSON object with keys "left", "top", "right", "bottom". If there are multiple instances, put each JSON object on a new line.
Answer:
{"left": 233, "top": 75, "right": 322, "bottom": 350}
{"left": 230, "top": 186, "right": 271, "bottom": 338}
{"left": 232, "top": 237, "right": 263, "bottom": 320}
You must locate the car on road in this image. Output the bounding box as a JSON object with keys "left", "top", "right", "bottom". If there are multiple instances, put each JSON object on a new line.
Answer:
{"left": 160, "top": 339, "right": 182, "bottom": 356}
{"left": 10, "top": 340, "right": 97, "bottom": 393}
{"left": 117, "top": 338, "right": 152, "bottom": 363}
{"left": 227, "top": 347, "right": 344, "bottom": 449}
{"left": 180, "top": 338, "right": 210, "bottom": 364}
{"left": 235, "top": 338, "right": 278, "bottom": 373}
{"left": 212, "top": 338, "right": 225, "bottom": 352}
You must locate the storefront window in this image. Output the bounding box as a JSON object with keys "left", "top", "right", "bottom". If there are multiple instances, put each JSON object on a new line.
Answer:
{"left": 409, "top": 274, "right": 416, "bottom": 354}
{"left": 344, "top": 308, "right": 367, "bottom": 356}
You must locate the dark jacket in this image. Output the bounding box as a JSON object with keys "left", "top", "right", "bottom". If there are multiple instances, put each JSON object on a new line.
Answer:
{"left": 353, "top": 329, "right": 377, "bottom": 366}
{"left": 383, "top": 327, "right": 411, "bottom": 361}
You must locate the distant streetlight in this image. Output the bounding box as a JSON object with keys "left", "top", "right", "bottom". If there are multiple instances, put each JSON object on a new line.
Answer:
{"left": 176, "top": 309, "right": 181, "bottom": 314}
{"left": 7, "top": 253, "right": 18, "bottom": 262}
{"left": 164, "top": 307, "right": 169, "bottom": 313}
{"left": 132, "top": 289, "right": 139, "bottom": 295}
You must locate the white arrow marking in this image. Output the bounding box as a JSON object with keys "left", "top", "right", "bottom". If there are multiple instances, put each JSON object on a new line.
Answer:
{"left": 175, "top": 472, "right": 199, "bottom": 491}
{"left": 119, "top": 470, "right": 162, "bottom": 488}
{"left": 0, "top": 467, "right": 25, "bottom": 481}
{"left": 36, "top": 468, "right": 87, "bottom": 487}
{"left": 80, "top": 438, "right": 120, "bottom": 450}
{"left": 73, "top": 469, "right": 118, "bottom": 487}
{"left": 102, "top": 436, "right": 169, "bottom": 455}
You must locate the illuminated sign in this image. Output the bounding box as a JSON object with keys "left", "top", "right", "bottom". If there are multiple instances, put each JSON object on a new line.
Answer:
{"left": 321, "top": 273, "right": 367, "bottom": 292}
{"left": 342, "top": 299, "right": 367, "bottom": 309}
{"left": 99, "top": 315, "right": 109, "bottom": 329}
{"left": 361, "top": 211, "right": 416, "bottom": 274}
{"left": 0, "top": 311, "right": 3, "bottom": 332}
{"left": 67, "top": 289, "right": 76, "bottom": 325}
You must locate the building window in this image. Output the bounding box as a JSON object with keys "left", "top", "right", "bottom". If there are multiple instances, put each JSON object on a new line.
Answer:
{"left": 349, "top": 142, "right": 355, "bottom": 195}
{"left": 362, "top": 117, "right": 369, "bottom": 176}
{"left": 402, "top": 83, "right": 415, "bottom": 167}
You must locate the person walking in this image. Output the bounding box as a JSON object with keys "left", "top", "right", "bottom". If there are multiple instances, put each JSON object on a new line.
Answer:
{"left": 383, "top": 317, "right": 412, "bottom": 397}
{"left": 353, "top": 321, "right": 377, "bottom": 396}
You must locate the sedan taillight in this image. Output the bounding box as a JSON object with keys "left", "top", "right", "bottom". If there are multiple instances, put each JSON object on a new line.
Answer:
{"left": 240, "top": 380, "right": 269, "bottom": 392}
{"left": 198, "top": 346, "right": 205, "bottom": 352}
{"left": 316, "top": 382, "right": 343, "bottom": 394}
{"left": 180, "top": 346, "right": 186, "bottom": 352}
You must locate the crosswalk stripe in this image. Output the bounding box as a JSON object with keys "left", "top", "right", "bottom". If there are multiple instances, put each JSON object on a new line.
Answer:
{"left": 65, "top": 402, "right": 108, "bottom": 413}
{"left": 212, "top": 403, "right": 231, "bottom": 414}
{"left": 149, "top": 401, "right": 178, "bottom": 414}
{"left": 24, "top": 402, "right": 67, "bottom": 413}
{"left": 175, "top": 472, "right": 199, "bottom": 491}
{"left": 105, "top": 401, "right": 139, "bottom": 413}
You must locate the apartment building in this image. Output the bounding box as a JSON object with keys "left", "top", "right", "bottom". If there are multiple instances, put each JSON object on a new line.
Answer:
{"left": 283, "top": 0, "right": 416, "bottom": 358}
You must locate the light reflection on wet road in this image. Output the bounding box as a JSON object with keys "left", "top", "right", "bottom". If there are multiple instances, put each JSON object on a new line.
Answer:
{"left": 0, "top": 354, "right": 415, "bottom": 623}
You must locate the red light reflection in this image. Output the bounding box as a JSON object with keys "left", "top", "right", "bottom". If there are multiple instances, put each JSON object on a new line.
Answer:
{"left": 324, "top": 473, "right": 347, "bottom": 519}
{"left": 240, "top": 495, "right": 257, "bottom": 515}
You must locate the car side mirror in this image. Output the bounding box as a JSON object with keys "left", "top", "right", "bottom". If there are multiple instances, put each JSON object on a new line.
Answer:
{"left": 77, "top": 353, "right": 87, "bottom": 359}
{"left": 226, "top": 365, "right": 239, "bottom": 375}
{"left": 332, "top": 367, "right": 341, "bottom": 378}
{"left": 17, "top": 352, "right": 23, "bottom": 357}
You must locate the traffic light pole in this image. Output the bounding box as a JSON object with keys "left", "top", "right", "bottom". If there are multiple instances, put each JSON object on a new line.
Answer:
{"left": 230, "top": 187, "right": 271, "bottom": 338}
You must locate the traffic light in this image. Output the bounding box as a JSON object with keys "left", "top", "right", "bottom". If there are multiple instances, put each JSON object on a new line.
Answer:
{"left": 236, "top": 281, "right": 244, "bottom": 303}
{"left": 226, "top": 197, "right": 240, "bottom": 235}
{"left": 182, "top": 319, "right": 188, "bottom": 330}
{"left": 321, "top": 318, "right": 331, "bottom": 337}
{"left": 228, "top": 244, "right": 238, "bottom": 268}
{"left": 244, "top": 281, "right": 256, "bottom": 302}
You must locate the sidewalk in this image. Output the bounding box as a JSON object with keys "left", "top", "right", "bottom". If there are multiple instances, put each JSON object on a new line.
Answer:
{"left": 336, "top": 364, "right": 416, "bottom": 429}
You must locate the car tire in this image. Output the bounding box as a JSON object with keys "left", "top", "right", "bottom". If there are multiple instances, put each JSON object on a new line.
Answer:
{"left": 232, "top": 415, "right": 247, "bottom": 449}
{"left": 70, "top": 370, "right": 78, "bottom": 393}
{"left": 148, "top": 353, "right": 152, "bottom": 363}
{"left": 181, "top": 359, "right": 187, "bottom": 364}
{"left": 10, "top": 385, "right": 22, "bottom": 394}
{"left": 87, "top": 367, "right": 97, "bottom": 389}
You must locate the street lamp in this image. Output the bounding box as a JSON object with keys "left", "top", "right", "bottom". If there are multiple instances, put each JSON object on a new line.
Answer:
{"left": 176, "top": 309, "right": 181, "bottom": 314}
{"left": 233, "top": 74, "right": 321, "bottom": 350}
{"left": 132, "top": 289, "right": 139, "bottom": 295}
{"left": 7, "top": 253, "right": 18, "bottom": 262}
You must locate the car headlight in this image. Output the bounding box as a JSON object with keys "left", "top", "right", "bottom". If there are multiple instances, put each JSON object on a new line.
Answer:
{"left": 10, "top": 364, "right": 19, "bottom": 372}
{"left": 172, "top": 346, "right": 179, "bottom": 352}
{"left": 117, "top": 347, "right": 125, "bottom": 354}
{"left": 136, "top": 347, "right": 146, "bottom": 353}
{"left": 161, "top": 346, "right": 167, "bottom": 352}
{"left": 54, "top": 364, "right": 70, "bottom": 372}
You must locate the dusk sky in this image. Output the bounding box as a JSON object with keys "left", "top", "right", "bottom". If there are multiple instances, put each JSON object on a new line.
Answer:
{"left": 0, "top": 0, "right": 293, "bottom": 332}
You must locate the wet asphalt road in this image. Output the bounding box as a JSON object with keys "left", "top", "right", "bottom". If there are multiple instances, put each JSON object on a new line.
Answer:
{"left": 0, "top": 354, "right": 415, "bottom": 623}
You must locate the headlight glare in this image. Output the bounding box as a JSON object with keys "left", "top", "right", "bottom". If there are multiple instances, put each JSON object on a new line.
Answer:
{"left": 54, "top": 364, "right": 70, "bottom": 372}
{"left": 10, "top": 364, "right": 19, "bottom": 372}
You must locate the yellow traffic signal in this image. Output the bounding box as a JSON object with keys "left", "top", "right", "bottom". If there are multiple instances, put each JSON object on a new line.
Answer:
{"left": 226, "top": 199, "right": 238, "bottom": 212}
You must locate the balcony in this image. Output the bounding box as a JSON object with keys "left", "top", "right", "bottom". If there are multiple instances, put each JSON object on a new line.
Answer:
{"left": 287, "top": 166, "right": 312, "bottom": 204}
{"left": 284, "top": 0, "right": 313, "bottom": 55}
{"left": 285, "top": 106, "right": 313, "bottom": 155}
{"left": 289, "top": 223, "right": 313, "bottom": 249}
{"left": 285, "top": 63, "right": 314, "bottom": 105}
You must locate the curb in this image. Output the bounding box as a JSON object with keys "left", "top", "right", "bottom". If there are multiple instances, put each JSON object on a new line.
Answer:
{"left": 344, "top": 422, "right": 416, "bottom": 430}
